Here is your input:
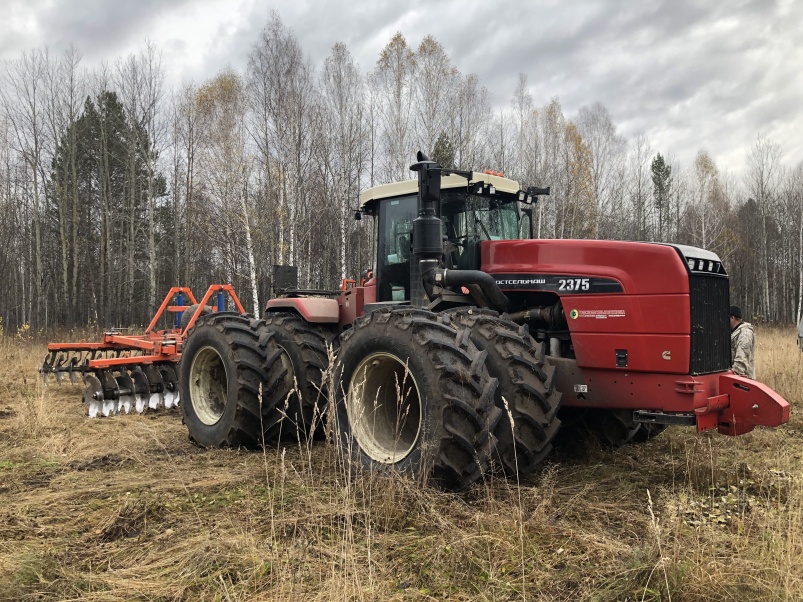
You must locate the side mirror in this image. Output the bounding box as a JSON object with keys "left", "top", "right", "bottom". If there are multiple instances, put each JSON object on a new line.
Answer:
{"left": 354, "top": 210, "right": 362, "bottom": 221}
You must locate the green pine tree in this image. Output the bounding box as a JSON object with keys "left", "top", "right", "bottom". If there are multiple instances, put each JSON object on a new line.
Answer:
{"left": 651, "top": 153, "right": 672, "bottom": 241}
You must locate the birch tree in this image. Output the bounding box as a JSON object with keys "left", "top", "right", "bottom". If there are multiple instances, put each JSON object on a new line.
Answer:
{"left": 509, "top": 73, "right": 534, "bottom": 182}
{"left": 320, "top": 42, "right": 366, "bottom": 282}
{"left": 789, "top": 165, "right": 803, "bottom": 323}
{"left": 195, "top": 72, "right": 260, "bottom": 313}
{"left": 42, "top": 46, "right": 84, "bottom": 323}
{"left": 413, "top": 35, "right": 456, "bottom": 155}
{"left": 0, "top": 50, "right": 47, "bottom": 327}
{"left": 138, "top": 42, "right": 166, "bottom": 310}
{"left": 370, "top": 33, "right": 415, "bottom": 182}
{"left": 448, "top": 73, "right": 492, "bottom": 170}
{"left": 576, "top": 102, "right": 625, "bottom": 238}
{"left": 627, "top": 133, "right": 652, "bottom": 241}
{"left": 247, "top": 12, "right": 317, "bottom": 281}
{"left": 745, "top": 134, "right": 782, "bottom": 318}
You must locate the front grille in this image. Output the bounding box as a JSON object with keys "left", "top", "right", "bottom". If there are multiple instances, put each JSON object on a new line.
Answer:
{"left": 689, "top": 274, "right": 730, "bottom": 374}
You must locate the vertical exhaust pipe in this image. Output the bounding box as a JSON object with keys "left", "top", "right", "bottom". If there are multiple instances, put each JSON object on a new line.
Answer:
{"left": 409, "top": 151, "right": 509, "bottom": 311}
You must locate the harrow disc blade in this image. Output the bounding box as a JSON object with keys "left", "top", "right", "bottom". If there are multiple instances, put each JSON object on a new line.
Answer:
{"left": 99, "top": 371, "right": 119, "bottom": 417}
{"left": 101, "top": 398, "right": 117, "bottom": 417}
{"left": 159, "top": 365, "right": 179, "bottom": 409}
{"left": 115, "top": 371, "right": 135, "bottom": 415}
{"left": 130, "top": 367, "right": 150, "bottom": 414}
{"left": 144, "top": 365, "right": 164, "bottom": 411}
{"left": 83, "top": 375, "right": 103, "bottom": 419}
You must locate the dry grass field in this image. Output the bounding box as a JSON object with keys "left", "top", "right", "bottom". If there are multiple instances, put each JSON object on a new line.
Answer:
{"left": 0, "top": 327, "right": 801, "bottom": 601}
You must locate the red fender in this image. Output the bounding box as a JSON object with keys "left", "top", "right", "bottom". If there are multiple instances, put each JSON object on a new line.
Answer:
{"left": 265, "top": 298, "right": 340, "bottom": 323}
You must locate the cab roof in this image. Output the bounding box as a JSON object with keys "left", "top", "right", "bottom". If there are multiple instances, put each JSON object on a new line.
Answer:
{"left": 359, "top": 171, "right": 522, "bottom": 210}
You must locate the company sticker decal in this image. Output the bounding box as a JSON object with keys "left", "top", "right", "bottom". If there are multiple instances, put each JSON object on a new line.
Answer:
{"left": 572, "top": 309, "right": 626, "bottom": 319}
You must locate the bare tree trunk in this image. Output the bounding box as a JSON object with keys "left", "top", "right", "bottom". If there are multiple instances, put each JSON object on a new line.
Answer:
{"left": 797, "top": 182, "right": 803, "bottom": 325}
{"left": 745, "top": 135, "right": 781, "bottom": 319}
{"left": 1, "top": 51, "right": 48, "bottom": 327}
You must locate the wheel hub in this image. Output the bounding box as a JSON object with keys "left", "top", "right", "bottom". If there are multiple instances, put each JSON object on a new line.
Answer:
{"left": 346, "top": 352, "right": 422, "bottom": 464}
{"left": 189, "top": 346, "right": 228, "bottom": 425}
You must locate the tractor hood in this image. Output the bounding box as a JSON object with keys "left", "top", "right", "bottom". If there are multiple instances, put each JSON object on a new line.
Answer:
{"left": 482, "top": 239, "right": 725, "bottom": 296}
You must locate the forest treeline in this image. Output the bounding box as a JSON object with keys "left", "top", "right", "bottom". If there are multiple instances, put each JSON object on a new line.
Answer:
{"left": 1, "top": 12, "right": 801, "bottom": 332}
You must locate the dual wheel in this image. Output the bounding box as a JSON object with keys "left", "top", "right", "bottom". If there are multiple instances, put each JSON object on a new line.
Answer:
{"left": 332, "top": 307, "right": 561, "bottom": 490}
{"left": 179, "top": 307, "right": 563, "bottom": 491}
{"left": 179, "top": 312, "right": 330, "bottom": 448}
{"left": 333, "top": 308, "right": 501, "bottom": 491}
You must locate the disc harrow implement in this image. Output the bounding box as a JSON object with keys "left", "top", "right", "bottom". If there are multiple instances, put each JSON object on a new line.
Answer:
{"left": 40, "top": 285, "right": 246, "bottom": 417}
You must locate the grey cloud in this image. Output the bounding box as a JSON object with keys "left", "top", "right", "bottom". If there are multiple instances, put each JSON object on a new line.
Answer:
{"left": 36, "top": 0, "right": 187, "bottom": 60}
{"left": 1, "top": 0, "right": 800, "bottom": 174}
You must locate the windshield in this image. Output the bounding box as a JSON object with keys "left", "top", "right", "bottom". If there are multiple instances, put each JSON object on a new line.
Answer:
{"left": 441, "top": 192, "right": 521, "bottom": 242}
{"left": 440, "top": 191, "right": 522, "bottom": 270}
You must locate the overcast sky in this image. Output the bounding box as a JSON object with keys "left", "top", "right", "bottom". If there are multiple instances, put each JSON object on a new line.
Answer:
{"left": 2, "top": 0, "right": 801, "bottom": 179}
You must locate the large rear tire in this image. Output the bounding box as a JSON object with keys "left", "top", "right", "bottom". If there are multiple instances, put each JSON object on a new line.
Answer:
{"left": 445, "top": 308, "right": 561, "bottom": 475}
{"left": 179, "top": 304, "right": 213, "bottom": 331}
{"left": 263, "top": 312, "right": 330, "bottom": 440}
{"left": 179, "top": 313, "right": 292, "bottom": 449}
{"left": 333, "top": 308, "right": 500, "bottom": 491}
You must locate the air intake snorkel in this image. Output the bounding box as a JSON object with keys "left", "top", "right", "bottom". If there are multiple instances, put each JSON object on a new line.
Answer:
{"left": 409, "top": 151, "right": 509, "bottom": 311}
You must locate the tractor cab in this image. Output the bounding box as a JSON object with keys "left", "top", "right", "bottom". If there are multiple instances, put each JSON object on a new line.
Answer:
{"left": 359, "top": 172, "right": 534, "bottom": 303}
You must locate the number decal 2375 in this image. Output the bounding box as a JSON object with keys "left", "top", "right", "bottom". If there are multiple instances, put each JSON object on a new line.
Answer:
{"left": 558, "top": 278, "right": 590, "bottom": 291}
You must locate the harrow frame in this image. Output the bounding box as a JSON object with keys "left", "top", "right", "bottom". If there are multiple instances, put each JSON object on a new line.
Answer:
{"left": 40, "top": 284, "right": 246, "bottom": 416}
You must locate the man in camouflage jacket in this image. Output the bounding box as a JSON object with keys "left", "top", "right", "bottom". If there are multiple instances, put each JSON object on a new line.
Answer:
{"left": 730, "top": 305, "right": 755, "bottom": 379}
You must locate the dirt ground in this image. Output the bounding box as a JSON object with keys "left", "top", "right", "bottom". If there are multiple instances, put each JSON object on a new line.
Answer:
{"left": 1, "top": 328, "right": 801, "bottom": 601}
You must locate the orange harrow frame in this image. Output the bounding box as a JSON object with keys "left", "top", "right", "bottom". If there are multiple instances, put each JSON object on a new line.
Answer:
{"left": 40, "top": 284, "right": 245, "bottom": 416}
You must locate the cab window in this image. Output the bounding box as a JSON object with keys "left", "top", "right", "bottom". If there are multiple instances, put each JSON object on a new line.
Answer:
{"left": 376, "top": 195, "right": 416, "bottom": 302}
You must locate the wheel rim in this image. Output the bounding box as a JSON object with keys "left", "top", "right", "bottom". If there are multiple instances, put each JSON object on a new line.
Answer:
{"left": 346, "top": 352, "right": 422, "bottom": 464}
{"left": 189, "top": 345, "right": 228, "bottom": 425}
{"left": 277, "top": 346, "right": 297, "bottom": 393}
{"left": 275, "top": 345, "right": 297, "bottom": 416}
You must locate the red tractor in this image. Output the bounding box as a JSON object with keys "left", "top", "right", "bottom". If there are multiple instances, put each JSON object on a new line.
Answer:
{"left": 178, "top": 152, "right": 789, "bottom": 491}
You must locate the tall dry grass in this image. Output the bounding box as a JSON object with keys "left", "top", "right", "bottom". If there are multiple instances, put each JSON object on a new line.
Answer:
{"left": 0, "top": 328, "right": 800, "bottom": 601}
